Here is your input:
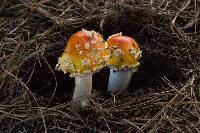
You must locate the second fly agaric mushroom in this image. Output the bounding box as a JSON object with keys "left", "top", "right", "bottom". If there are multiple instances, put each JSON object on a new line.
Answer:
{"left": 55, "top": 29, "right": 108, "bottom": 106}
{"left": 106, "top": 33, "right": 142, "bottom": 92}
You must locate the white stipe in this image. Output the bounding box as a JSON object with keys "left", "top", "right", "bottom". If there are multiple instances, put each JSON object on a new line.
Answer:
{"left": 73, "top": 74, "right": 92, "bottom": 106}
{"left": 107, "top": 69, "right": 133, "bottom": 92}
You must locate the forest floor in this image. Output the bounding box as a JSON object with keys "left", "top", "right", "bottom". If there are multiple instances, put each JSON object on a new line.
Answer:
{"left": 0, "top": 0, "right": 200, "bottom": 132}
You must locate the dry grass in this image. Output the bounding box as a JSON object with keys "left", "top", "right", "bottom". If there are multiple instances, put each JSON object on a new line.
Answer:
{"left": 0, "top": 0, "right": 200, "bottom": 132}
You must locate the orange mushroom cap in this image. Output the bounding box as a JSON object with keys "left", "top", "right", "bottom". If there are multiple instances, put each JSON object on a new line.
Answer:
{"left": 107, "top": 33, "right": 142, "bottom": 70}
{"left": 55, "top": 29, "right": 109, "bottom": 77}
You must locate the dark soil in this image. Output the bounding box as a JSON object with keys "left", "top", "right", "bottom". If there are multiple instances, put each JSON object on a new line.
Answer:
{"left": 0, "top": 0, "right": 200, "bottom": 132}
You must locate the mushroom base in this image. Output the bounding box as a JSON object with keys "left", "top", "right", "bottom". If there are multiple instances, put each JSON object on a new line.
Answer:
{"left": 73, "top": 74, "right": 92, "bottom": 107}
{"left": 107, "top": 69, "right": 134, "bottom": 92}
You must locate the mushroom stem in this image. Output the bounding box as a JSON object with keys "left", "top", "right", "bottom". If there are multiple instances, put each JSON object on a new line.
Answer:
{"left": 73, "top": 74, "right": 92, "bottom": 106}
{"left": 107, "top": 68, "right": 133, "bottom": 92}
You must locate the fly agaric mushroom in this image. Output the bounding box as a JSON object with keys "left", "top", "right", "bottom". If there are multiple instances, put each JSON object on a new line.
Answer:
{"left": 55, "top": 29, "right": 108, "bottom": 106}
{"left": 106, "top": 33, "right": 142, "bottom": 92}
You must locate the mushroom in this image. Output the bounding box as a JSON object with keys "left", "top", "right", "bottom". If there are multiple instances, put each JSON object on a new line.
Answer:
{"left": 55, "top": 29, "right": 108, "bottom": 106}
{"left": 106, "top": 33, "right": 142, "bottom": 92}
